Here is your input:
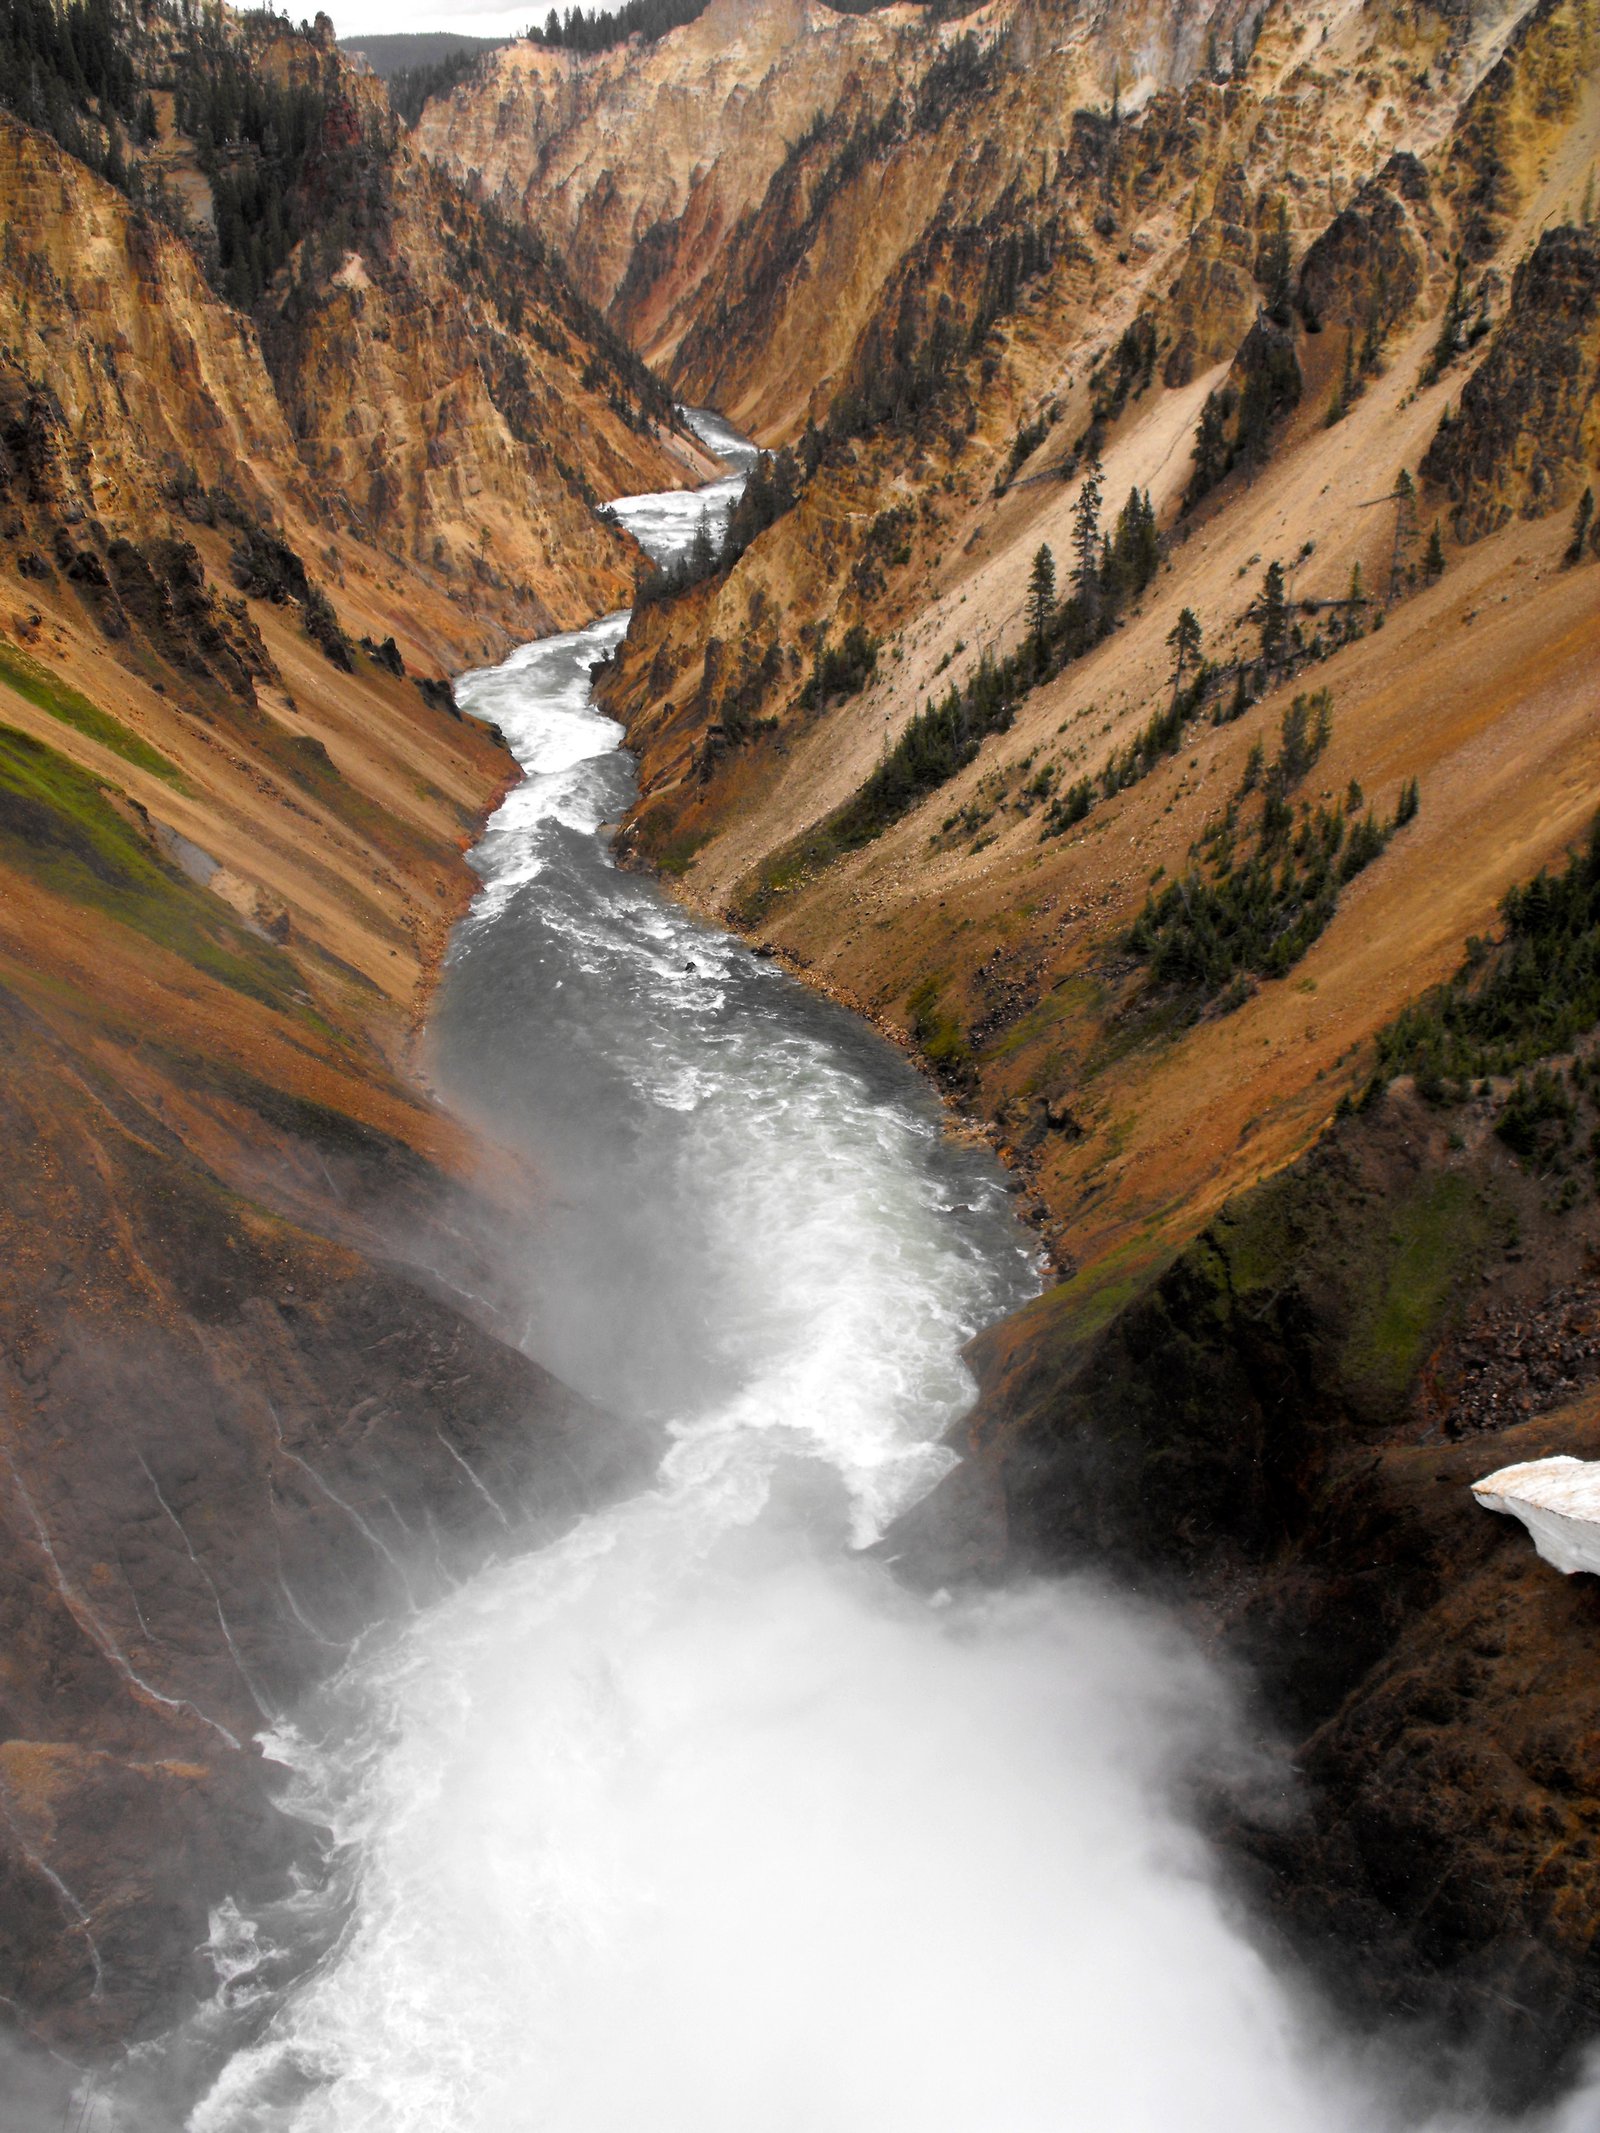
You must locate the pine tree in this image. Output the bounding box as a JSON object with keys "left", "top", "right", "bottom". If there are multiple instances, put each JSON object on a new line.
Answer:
{"left": 1260, "top": 198, "right": 1293, "bottom": 325}
{"left": 1327, "top": 326, "right": 1356, "bottom": 425}
{"left": 1184, "top": 388, "right": 1231, "bottom": 509}
{"left": 1026, "top": 543, "right": 1057, "bottom": 653}
{"left": 1166, "top": 607, "right": 1202, "bottom": 703}
{"left": 1358, "top": 271, "right": 1389, "bottom": 377}
{"left": 1258, "top": 560, "right": 1289, "bottom": 669}
{"left": 1426, "top": 257, "right": 1467, "bottom": 383}
{"left": 1110, "top": 486, "right": 1159, "bottom": 598}
{"left": 1072, "top": 458, "right": 1104, "bottom": 619}
{"left": 1342, "top": 560, "right": 1365, "bottom": 642}
{"left": 1423, "top": 523, "right": 1446, "bottom": 580}
{"left": 1566, "top": 487, "right": 1595, "bottom": 566}
{"left": 1389, "top": 468, "right": 1416, "bottom": 600}
{"left": 1311, "top": 689, "right": 1333, "bottom": 758}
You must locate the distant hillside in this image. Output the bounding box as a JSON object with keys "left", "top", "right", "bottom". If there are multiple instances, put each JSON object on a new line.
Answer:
{"left": 339, "top": 28, "right": 506, "bottom": 78}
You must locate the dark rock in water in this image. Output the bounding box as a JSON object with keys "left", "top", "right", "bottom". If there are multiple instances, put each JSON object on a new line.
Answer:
{"left": 415, "top": 673, "right": 461, "bottom": 720}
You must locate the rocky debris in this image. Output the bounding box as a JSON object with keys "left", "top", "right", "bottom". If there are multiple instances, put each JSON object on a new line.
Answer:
{"left": 1433, "top": 1283, "right": 1600, "bottom": 1438}
{"left": 967, "top": 942, "right": 1047, "bottom": 1049}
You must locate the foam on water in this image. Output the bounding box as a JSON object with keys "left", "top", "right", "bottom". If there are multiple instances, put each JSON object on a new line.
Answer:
{"left": 608, "top": 407, "right": 760, "bottom": 569}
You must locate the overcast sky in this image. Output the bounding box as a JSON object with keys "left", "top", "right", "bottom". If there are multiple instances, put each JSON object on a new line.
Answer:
{"left": 332, "top": 0, "right": 570, "bottom": 40}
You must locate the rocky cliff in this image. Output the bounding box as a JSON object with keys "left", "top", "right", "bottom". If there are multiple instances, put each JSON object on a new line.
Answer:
{"left": 897, "top": 945, "right": 1600, "bottom": 2103}
{"left": 414, "top": 0, "right": 932, "bottom": 373}
{"left": 1423, "top": 221, "right": 1600, "bottom": 535}
{"left": 3, "top": 0, "right": 1599, "bottom": 2092}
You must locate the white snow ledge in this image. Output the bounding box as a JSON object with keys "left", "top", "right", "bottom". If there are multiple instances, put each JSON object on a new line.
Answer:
{"left": 1472, "top": 1456, "right": 1600, "bottom": 1576}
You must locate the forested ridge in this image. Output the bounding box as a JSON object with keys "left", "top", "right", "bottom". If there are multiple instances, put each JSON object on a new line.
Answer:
{"left": 0, "top": 0, "right": 674, "bottom": 435}
{"left": 526, "top": 0, "right": 980, "bottom": 55}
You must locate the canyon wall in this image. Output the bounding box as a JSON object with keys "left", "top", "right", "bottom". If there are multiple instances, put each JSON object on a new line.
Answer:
{"left": 0, "top": 11, "right": 706, "bottom": 2060}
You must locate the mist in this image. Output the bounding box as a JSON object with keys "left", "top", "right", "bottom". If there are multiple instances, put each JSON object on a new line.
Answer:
{"left": 185, "top": 1521, "right": 1396, "bottom": 2132}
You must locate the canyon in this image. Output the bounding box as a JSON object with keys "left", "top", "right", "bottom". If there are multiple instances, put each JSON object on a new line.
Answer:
{"left": 0, "top": 0, "right": 1598, "bottom": 2115}
{"left": 424, "top": 0, "right": 1600, "bottom": 2101}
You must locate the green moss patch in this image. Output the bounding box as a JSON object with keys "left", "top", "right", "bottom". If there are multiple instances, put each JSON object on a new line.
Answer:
{"left": 0, "top": 638, "right": 185, "bottom": 787}
{"left": 1055, "top": 1228, "right": 1180, "bottom": 1346}
{"left": 982, "top": 974, "right": 1100, "bottom": 1065}
{"left": 906, "top": 973, "right": 969, "bottom": 1070}
{"left": 1340, "top": 1171, "right": 1491, "bottom": 1404}
{"left": 0, "top": 722, "right": 301, "bottom": 1011}
{"left": 1213, "top": 1172, "right": 1307, "bottom": 1299}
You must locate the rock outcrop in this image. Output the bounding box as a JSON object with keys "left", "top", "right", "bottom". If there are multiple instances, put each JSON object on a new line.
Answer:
{"left": 1422, "top": 224, "right": 1600, "bottom": 538}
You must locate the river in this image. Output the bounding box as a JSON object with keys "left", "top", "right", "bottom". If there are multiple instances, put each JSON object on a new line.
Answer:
{"left": 115, "top": 419, "right": 1595, "bottom": 2132}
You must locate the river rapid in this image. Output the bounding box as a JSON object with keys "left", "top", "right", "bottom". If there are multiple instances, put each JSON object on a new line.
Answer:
{"left": 114, "top": 418, "right": 1598, "bottom": 2133}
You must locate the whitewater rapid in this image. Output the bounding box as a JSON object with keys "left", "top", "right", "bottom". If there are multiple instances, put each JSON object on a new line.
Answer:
{"left": 146, "top": 416, "right": 1599, "bottom": 2133}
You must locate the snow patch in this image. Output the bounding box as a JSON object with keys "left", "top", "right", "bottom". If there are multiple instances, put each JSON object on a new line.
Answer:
{"left": 1472, "top": 1455, "right": 1600, "bottom": 1576}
